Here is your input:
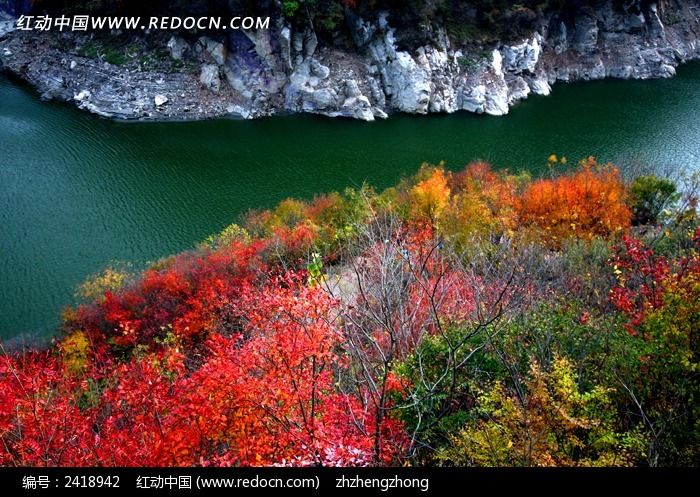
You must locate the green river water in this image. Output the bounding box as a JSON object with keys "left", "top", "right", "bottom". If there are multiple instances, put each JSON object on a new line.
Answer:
{"left": 1, "top": 63, "right": 699, "bottom": 340}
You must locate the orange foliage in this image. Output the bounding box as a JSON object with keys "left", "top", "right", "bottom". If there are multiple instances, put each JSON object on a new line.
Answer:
{"left": 517, "top": 158, "right": 631, "bottom": 246}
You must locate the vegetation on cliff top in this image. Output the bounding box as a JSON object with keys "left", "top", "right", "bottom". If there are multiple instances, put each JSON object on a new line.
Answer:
{"left": 28, "top": 1, "right": 651, "bottom": 46}
{"left": 1, "top": 156, "right": 698, "bottom": 467}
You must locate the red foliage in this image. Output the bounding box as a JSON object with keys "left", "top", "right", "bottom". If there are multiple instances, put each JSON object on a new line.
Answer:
{"left": 269, "top": 223, "right": 319, "bottom": 258}
{"left": 1, "top": 270, "right": 407, "bottom": 466}
{"left": 609, "top": 236, "right": 671, "bottom": 334}
{"left": 72, "top": 242, "right": 265, "bottom": 347}
{"left": 0, "top": 352, "right": 96, "bottom": 465}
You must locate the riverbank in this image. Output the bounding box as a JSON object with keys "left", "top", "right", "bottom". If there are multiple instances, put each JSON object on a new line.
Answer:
{"left": 1, "top": 2, "right": 699, "bottom": 121}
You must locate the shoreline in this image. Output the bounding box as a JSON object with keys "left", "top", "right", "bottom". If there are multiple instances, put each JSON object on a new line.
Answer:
{"left": 1, "top": 2, "right": 699, "bottom": 123}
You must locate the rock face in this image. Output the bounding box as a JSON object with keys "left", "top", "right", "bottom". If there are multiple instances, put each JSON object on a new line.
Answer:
{"left": 1, "top": 1, "right": 699, "bottom": 121}
{"left": 166, "top": 36, "right": 190, "bottom": 61}
{"left": 199, "top": 64, "right": 221, "bottom": 93}
{"left": 0, "top": 9, "right": 13, "bottom": 38}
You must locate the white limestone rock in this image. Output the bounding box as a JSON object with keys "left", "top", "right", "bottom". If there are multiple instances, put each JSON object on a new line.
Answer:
{"left": 167, "top": 36, "right": 190, "bottom": 61}
{"left": 200, "top": 64, "right": 221, "bottom": 92}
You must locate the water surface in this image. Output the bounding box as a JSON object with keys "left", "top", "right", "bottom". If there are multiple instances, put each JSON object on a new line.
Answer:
{"left": 1, "top": 63, "right": 699, "bottom": 339}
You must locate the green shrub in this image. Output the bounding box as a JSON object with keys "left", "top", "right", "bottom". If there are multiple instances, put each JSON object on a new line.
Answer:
{"left": 394, "top": 324, "right": 504, "bottom": 461}
{"left": 282, "top": 0, "right": 301, "bottom": 18}
{"left": 629, "top": 175, "right": 679, "bottom": 226}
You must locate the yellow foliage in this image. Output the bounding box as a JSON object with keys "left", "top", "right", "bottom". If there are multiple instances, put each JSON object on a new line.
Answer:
{"left": 202, "top": 223, "right": 250, "bottom": 249}
{"left": 78, "top": 267, "right": 129, "bottom": 303}
{"left": 409, "top": 167, "right": 451, "bottom": 226}
{"left": 61, "top": 331, "right": 90, "bottom": 376}
{"left": 438, "top": 357, "right": 645, "bottom": 466}
{"left": 443, "top": 162, "right": 519, "bottom": 243}
{"left": 246, "top": 198, "right": 308, "bottom": 237}
{"left": 271, "top": 198, "right": 307, "bottom": 228}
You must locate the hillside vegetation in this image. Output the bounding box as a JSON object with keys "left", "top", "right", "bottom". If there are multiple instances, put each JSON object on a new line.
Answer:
{"left": 1, "top": 157, "right": 699, "bottom": 466}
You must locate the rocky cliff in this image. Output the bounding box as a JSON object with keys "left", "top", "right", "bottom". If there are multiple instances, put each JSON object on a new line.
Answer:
{"left": 1, "top": 1, "right": 699, "bottom": 121}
